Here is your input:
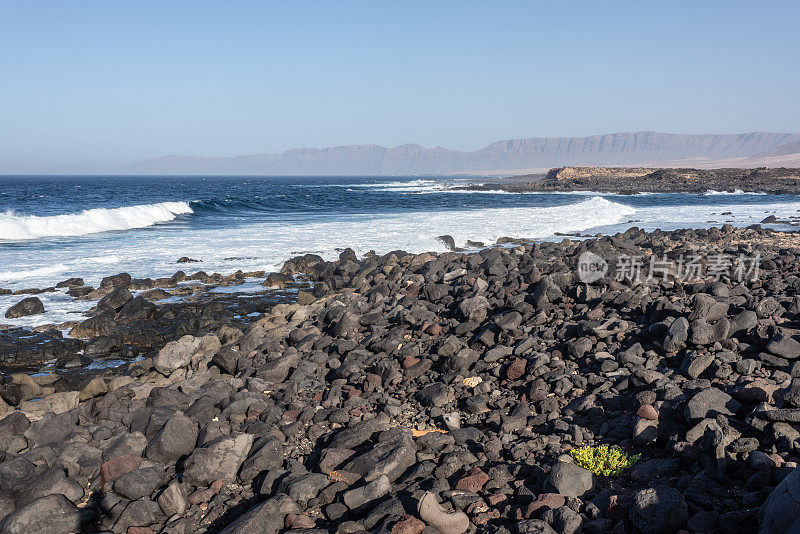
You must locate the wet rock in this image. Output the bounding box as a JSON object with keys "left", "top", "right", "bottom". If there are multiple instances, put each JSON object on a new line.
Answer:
{"left": 436, "top": 235, "right": 457, "bottom": 251}
{"left": 4, "top": 297, "right": 44, "bottom": 319}
{"left": 100, "top": 272, "right": 132, "bottom": 288}
{"left": 97, "top": 286, "right": 133, "bottom": 312}
{"left": 55, "top": 277, "right": 84, "bottom": 288}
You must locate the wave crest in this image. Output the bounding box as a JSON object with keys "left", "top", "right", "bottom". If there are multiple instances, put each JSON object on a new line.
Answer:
{"left": 0, "top": 201, "right": 193, "bottom": 241}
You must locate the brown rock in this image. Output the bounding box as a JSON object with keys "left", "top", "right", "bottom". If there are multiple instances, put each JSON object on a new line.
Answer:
{"left": 455, "top": 467, "right": 490, "bottom": 492}
{"left": 425, "top": 323, "right": 442, "bottom": 336}
{"left": 100, "top": 454, "right": 142, "bottom": 485}
{"left": 486, "top": 493, "right": 507, "bottom": 506}
{"left": 403, "top": 356, "right": 420, "bottom": 369}
{"left": 473, "top": 509, "right": 500, "bottom": 526}
{"left": 506, "top": 358, "right": 527, "bottom": 381}
{"left": 637, "top": 404, "right": 659, "bottom": 420}
{"left": 285, "top": 513, "right": 316, "bottom": 529}
{"left": 392, "top": 515, "right": 426, "bottom": 534}
{"left": 188, "top": 488, "right": 215, "bottom": 505}
{"left": 524, "top": 493, "right": 565, "bottom": 518}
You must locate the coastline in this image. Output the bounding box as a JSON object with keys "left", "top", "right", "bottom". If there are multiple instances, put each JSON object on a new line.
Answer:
{"left": 0, "top": 224, "right": 798, "bottom": 531}
{"left": 462, "top": 166, "right": 800, "bottom": 195}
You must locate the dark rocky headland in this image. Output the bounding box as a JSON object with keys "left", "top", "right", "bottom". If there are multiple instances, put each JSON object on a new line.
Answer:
{"left": 2, "top": 225, "right": 800, "bottom": 533}
{"left": 465, "top": 167, "right": 800, "bottom": 195}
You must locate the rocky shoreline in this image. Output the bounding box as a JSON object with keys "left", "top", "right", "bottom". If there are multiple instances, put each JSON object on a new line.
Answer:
{"left": 463, "top": 167, "right": 800, "bottom": 195}
{"left": 0, "top": 269, "right": 308, "bottom": 378}
{"left": 1, "top": 226, "right": 800, "bottom": 532}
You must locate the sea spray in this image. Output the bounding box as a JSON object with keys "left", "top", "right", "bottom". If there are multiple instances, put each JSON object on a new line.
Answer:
{"left": 0, "top": 201, "right": 193, "bottom": 240}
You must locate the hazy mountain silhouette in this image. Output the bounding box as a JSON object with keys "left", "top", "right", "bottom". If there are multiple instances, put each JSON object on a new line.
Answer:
{"left": 121, "top": 131, "right": 800, "bottom": 175}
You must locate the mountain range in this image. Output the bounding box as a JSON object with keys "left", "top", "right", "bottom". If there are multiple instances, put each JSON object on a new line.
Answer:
{"left": 121, "top": 131, "right": 800, "bottom": 175}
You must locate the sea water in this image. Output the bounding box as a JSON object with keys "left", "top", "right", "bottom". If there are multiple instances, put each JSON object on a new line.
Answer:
{"left": 1, "top": 175, "right": 799, "bottom": 327}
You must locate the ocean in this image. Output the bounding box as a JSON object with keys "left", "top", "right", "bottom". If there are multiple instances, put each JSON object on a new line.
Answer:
{"left": 1, "top": 175, "right": 799, "bottom": 328}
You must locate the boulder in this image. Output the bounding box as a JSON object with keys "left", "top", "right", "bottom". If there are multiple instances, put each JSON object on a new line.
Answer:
{"left": 112, "top": 466, "right": 166, "bottom": 500}
{"left": 343, "top": 429, "right": 417, "bottom": 482}
{"left": 544, "top": 462, "right": 595, "bottom": 498}
{"left": 759, "top": 466, "right": 800, "bottom": 534}
{"left": 157, "top": 480, "right": 189, "bottom": 517}
{"left": 183, "top": 433, "right": 254, "bottom": 486}
{"left": 13, "top": 466, "right": 84, "bottom": 506}
{"left": 415, "top": 382, "right": 453, "bottom": 407}
{"left": 96, "top": 286, "right": 133, "bottom": 312}
{"left": 418, "top": 491, "right": 469, "bottom": 534}
{"left": 343, "top": 474, "right": 391, "bottom": 510}
{"left": 18, "top": 391, "right": 79, "bottom": 418}
{"left": 684, "top": 387, "right": 742, "bottom": 422}
{"left": 0, "top": 494, "right": 82, "bottom": 534}
{"left": 219, "top": 494, "right": 299, "bottom": 534}
{"left": 629, "top": 486, "right": 688, "bottom": 534}
{"left": 145, "top": 411, "right": 198, "bottom": 463}
{"left": 767, "top": 333, "right": 800, "bottom": 360}
{"left": 153, "top": 335, "right": 201, "bottom": 375}
{"left": 4, "top": 297, "right": 44, "bottom": 319}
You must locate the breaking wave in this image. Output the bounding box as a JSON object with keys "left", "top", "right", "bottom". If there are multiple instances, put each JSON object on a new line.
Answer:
{"left": 0, "top": 201, "right": 193, "bottom": 241}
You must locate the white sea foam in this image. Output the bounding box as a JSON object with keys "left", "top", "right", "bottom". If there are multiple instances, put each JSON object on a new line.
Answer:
{"left": 703, "top": 189, "right": 768, "bottom": 196}
{"left": 3, "top": 192, "right": 800, "bottom": 331}
{"left": 0, "top": 201, "right": 193, "bottom": 241}
{"left": 0, "top": 196, "right": 634, "bottom": 292}
{"left": 0, "top": 290, "right": 94, "bottom": 329}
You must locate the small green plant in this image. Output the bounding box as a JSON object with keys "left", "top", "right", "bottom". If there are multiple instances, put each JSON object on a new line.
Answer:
{"left": 569, "top": 444, "right": 641, "bottom": 477}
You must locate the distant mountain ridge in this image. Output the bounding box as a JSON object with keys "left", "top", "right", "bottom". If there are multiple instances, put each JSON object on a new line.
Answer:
{"left": 122, "top": 131, "right": 800, "bottom": 175}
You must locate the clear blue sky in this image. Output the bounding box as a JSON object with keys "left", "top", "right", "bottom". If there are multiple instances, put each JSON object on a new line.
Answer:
{"left": 1, "top": 1, "right": 799, "bottom": 172}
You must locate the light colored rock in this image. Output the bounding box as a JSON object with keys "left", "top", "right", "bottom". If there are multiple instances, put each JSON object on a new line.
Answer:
{"left": 19, "top": 391, "right": 79, "bottom": 418}
{"left": 418, "top": 491, "right": 469, "bottom": 534}
{"left": 154, "top": 335, "right": 201, "bottom": 375}
{"left": 184, "top": 433, "right": 254, "bottom": 485}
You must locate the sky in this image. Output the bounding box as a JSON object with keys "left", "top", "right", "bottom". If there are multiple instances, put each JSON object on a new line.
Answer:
{"left": 1, "top": 1, "right": 799, "bottom": 173}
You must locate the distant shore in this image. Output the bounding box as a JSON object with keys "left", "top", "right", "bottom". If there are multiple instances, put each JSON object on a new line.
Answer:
{"left": 461, "top": 166, "right": 800, "bottom": 195}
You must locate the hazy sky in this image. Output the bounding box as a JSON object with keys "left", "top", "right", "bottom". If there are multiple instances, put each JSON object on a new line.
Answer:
{"left": 1, "top": 1, "right": 799, "bottom": 172}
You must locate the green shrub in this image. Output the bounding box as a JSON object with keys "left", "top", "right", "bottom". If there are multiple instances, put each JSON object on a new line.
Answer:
{"left": 569, "top": 444, "right": 641, "bottom": 477}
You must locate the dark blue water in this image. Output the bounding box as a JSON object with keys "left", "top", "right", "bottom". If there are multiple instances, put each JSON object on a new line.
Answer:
{"left": 2, "top": 175, "right": 794, "bottom": 229}
{"left": 0, "top": 175, "right": 798, "bottom": 329}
